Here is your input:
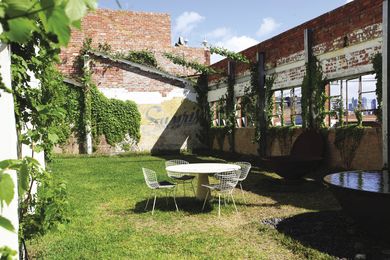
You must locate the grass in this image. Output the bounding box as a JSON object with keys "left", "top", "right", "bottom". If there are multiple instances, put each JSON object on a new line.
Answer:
{"left": 27, "top": 154, "right": 386, "bottom": 259}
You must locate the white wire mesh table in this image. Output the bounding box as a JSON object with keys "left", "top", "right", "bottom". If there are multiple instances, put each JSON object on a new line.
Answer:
{"left": 166, "top": 163, "right": 241, "bottom": 200}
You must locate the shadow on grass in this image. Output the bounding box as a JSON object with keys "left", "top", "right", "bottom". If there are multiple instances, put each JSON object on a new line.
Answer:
{"left": 237, "top": 166, "right": 340, "bottom": 211}
{"left": 273, "top": 210, "right": 388, "bottom": 259}
{"left": 132, "top": 197, "right": 212, "bottom": 214}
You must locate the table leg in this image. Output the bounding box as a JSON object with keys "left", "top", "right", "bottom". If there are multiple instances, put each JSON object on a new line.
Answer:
{"left": 196, "top": 174, "right": 210, "bottom": 200}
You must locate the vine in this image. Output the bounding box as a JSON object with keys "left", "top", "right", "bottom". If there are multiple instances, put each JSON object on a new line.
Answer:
{"left": 334, "top": 125, "right": 365, "bottom": 169}
{"left": 372, "top": 53, "right": 382, "bottom": 123}
{"left": 209, "top": 46, "right": 250, "bottom": 64}
{"left": 194, "top": 74, "right": 212, "bottom": 148}
{"left": 163, "top": 52, "right": 216, "bottom": 75}
{"left": 301, "top": 56, "right": 327, "bottom": 129}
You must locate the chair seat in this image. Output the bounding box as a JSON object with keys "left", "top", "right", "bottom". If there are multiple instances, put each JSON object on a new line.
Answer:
{"left": 171, "top": 175, "right": 195, "bottom": 181}
{"left": 158, "top": 180, "right": 175, "bottom": 188}
{"left": 202, "top": 183, "right": 235, "bottom": 192}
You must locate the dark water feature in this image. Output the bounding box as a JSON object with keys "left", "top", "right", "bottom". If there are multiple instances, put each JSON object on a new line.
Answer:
{"left": 324, "top": 171, "right": 390, "bottom": 194}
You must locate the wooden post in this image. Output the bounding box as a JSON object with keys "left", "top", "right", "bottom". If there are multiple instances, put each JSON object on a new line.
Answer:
{"left": 257, "top": 52, "right": 267, "bottom": 157}
{"left": 383, "top": 0, "right": 389, "bottom": 169}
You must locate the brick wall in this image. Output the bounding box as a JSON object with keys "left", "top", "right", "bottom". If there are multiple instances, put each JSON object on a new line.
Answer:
{"left": 209, "top": 0, "right": 382, "bottom": 91}
{"left": 59, "top": 9, "right": 209, "bottom": 78}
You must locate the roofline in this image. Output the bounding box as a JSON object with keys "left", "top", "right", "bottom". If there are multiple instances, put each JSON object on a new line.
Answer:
{"left": 88, "top": 50, "right": 192, "bottom": 86}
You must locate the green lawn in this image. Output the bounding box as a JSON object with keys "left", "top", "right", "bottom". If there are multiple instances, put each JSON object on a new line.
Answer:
{"left": 27, "top": 154, "right": 385, "bottom": 259}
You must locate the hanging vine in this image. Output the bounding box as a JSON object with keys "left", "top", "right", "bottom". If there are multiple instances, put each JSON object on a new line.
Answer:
{"left": 301, "top": 56, "right": 327, "bottom": 129}
{"left": 209, "top": 46, "right": 250, "bottom": 64}
{"left": 372, "top": 53, "right": 382, "bottom": 123}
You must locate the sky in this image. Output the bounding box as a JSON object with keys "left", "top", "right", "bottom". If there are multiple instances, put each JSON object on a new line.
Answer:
{"left": 98, "top": 0, "right": 354, "bottom": 63}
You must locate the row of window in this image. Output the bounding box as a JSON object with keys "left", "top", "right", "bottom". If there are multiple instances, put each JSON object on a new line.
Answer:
{"left": 211, "top": 74, "right": 378, "bottom": 128}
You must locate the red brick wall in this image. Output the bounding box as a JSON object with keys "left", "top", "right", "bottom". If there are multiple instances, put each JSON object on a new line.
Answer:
{"left": 210, "top": 0, "right": 382, "bottom": 81}
{"left": 91, "top": 56, "right": 180, "bottom": 96}
{"left": 59, "top": 9, "right": 209, "bottom": 78}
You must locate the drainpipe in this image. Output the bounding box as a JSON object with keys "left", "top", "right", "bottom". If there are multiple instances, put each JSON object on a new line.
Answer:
{"left": 83, "top": 54, "right": 93, "bottom": 155}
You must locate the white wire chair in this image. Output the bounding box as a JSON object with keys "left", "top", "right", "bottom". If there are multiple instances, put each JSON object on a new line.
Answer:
{"left": 142, "top": 168, "right": 179, "bottom": 215}
{"left": 201, "top": 170, "right": 240, "bottom": 217}
{"left": 165, "top": 159, "right": 196, "bottom": 196}
{"left": 234, "top": 162, "right": 252, "bottom": 203}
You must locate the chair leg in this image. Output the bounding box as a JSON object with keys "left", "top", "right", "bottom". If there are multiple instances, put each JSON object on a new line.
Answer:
{"left": 230, "top": 193, "right": 238, "bottom": 213}
{"left": 191, "top": 181, "right": 196, "bottom": 196}
{"left": 202, "top": 189, "right": 210, "bottom": 211}
{"left": 218, "top": 194, "right": 221, "bottom": 217}
{"left": 152, "top": 193, "right": 157, "bottom": 215}
{"left": 239, "top": 182, "right": 246, "bottom": 203}
{"left": 172, "top": 188, "right": 179, "bottom": 212}
{"left": 145, "top": 196, "right": 150, "bottom": 211}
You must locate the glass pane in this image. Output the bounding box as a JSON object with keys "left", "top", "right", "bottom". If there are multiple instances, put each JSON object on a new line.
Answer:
{"left": 330, "top": 80, "right": 341, "bottom": 97}
{"left": 274, "top": 90, "right": 282, "bottom": 115}
{"left": 362, "top": 74, "right": 376, "bottom": 92}
{"left": 283, "top": 90, "right": 291, "bottom": 125}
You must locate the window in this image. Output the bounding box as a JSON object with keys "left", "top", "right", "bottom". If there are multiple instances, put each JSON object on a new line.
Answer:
{"left": 271, "top": 87, "right": 302, "bottom": 126}
{"left": 235, "top": 97, "right": 252, "bottom": 128}
{"left": 326, "top": 74, "right": 377, "bottom": 127}
{"left": 210, "top": 100, "right": 226, "bottom": 126}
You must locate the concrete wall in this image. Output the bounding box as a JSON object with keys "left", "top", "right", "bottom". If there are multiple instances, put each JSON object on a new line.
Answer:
{"left": 208, "top": 0, "right": 382, "bottom": 101}
{"left": 210, "top": 127, "right": 382, "bottom": 170}
{"left": 0, "top": 43, "right": 19, "bottom": 254}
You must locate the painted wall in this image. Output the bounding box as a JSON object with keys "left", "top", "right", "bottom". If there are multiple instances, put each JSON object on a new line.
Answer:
{"left": 0, "top": 43, "right": 19, "bottom": 254}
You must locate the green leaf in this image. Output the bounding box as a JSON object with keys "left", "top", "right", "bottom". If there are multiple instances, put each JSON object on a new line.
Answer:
{"left": 0, "top": 173, "right": 14, "bottom": 206}
{"left": 45, "top": 5, "right": 71, "bottom": 45}
{"left": 65, "top": 0, "right": 87, "bottom": 22}
{"left": 0, "top": 215, "right": 14, "bottom": 232}
{"left": 0, "top": 159, "right": 20, "bottom": 170}
{"left": 3, "top": 0, "right": 35, "bottom": 18}
{"left": 5, "top": 17, "right": 37, "bottom": 43}
{"left": 48, "top": 133, "right": 59, "bottom": 143}
{"left": 18, "top": 160, "right": 29, "bottom": 196}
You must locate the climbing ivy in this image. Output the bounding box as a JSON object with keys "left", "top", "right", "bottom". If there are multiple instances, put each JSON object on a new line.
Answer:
{"left": 90, "top": 85, "right": 141, "bottom": 147}
{"left": 266, "top": 126, "right": 297, "bottom": 155}
{"left": 301, "top": 56, "right": 327, "bottom": 129}
{"left": 372, "top": 53, "right": 382, "bottom": 123}
{"left": 194, "top": 74, "right": 212, "bottom": 148}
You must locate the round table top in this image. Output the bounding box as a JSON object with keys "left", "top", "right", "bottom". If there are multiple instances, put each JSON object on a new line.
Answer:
{"left": 166, "top": 163, "right": 240, "bottom": 174}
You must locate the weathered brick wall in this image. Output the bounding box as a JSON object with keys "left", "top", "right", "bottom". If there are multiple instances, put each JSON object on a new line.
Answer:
{"left": 59, "top": 9, "right": 209, "bottom": 78}
{"left": 208, "top": 0, "right": 382, "bottom": 100}
{"left": 210, "top": 127, "right": 383, "bottom": 170}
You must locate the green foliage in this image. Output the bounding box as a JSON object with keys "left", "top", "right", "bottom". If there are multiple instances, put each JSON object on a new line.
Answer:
{"left": 301, "top": 57, "right": 327, "bottom": 129}
{"left": 0, "top": 158, "right": 69, "bottom": 240}
{"left": 122, "top": 50, "right": 158, "bottom": 68}
{"left": 163, "top": 52, "right": 216, "bottom": 75}
{"left": 74, "top": 38, "right": 142, "bottom": 151}
{"left": 0, "top": 246, "right": 17, "bottom": 260}
{"left": 0, "top": 0, "right": 96, "bottom": 45}
{"left": 372, "top": 53, "right": 382, "bottom": 123}
{"left": 194, "top": 74, "right": 212, "bottom": 147}
{"left": 11, "top": 35, "right": 75, "bottom": 160}
{"left": 209, "top": 46, "right": 250, "bottom": 64}
{"left": 331, "top": 97, "right": 344, "bottom": 127}
{"left": 90, "top": 85, "right": 141, "bottom": 146}
{"left": 334, "top": 125, "right": 365, "bottom": 169}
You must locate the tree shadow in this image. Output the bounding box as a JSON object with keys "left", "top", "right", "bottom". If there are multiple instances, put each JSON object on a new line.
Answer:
{"left": 237, "top": 165, "right": 341, "bottom": 211}
{"left": 272, "top": 210, "right": 388, "bottom": 259}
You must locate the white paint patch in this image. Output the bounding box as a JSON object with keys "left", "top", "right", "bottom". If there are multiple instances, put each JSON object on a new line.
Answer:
{"left": 99, "top": 86, "right": 197, "bottom": 104}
